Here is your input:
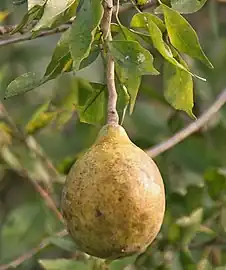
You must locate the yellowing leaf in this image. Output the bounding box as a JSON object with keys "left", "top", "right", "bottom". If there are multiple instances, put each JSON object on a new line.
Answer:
{"left": 25, "top": 102, "right": 56, "bottom": 134}
{"left": 0, "top": 10, "right": 10, "bottom": 22}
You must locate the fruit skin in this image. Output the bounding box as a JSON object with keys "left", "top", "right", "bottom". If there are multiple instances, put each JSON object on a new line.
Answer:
{"left": 61, "top": 124, "right": 165, "bottom": 259}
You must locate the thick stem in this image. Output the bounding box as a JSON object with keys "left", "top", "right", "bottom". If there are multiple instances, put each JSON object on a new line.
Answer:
{"left": 101, "top": 0, "right": 119, "bottom": 125}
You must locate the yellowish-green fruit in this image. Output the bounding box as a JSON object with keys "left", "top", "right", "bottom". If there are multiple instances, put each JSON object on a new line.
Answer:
{"left": 61, "top": 124, "right": 165, "bottom": 259}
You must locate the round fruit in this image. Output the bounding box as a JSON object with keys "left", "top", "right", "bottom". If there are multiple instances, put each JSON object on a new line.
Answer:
{"left": 61, "top": 124, "right": 165, "bottom": 259}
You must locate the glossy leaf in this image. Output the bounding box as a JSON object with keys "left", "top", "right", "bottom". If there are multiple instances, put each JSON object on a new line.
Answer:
{"left": 108, "top": 40, "right": 159, "bottom": 113}
{"left": 163, "top": 55, "right": 195, "bottom": 117}
{"left": 171, "top": 0, "right": 207, "bottom": 14}
{"left": 5, "top": 72, "right": 44, "bottom": 99}
{"left": 32, "top": 0, "right": 78, "bottom": 32}
{"left": 39, "top": 259, "right": 87, "bottom": 270}
{"left": 70, "top": 0, "right": 103, "bottom": 70}
{"left": 130, "top": 12, "right": 166, "bottom": 32}
{"left": 162, "top": 3, "right": 213, "bottom": 68}
{"left": 142, "top": 16, "right": 193, "bottom": 74}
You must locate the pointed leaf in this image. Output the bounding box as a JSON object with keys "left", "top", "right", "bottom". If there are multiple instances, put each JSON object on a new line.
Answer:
{"left": 70, "top": 0, "right": 103, "bottom": 71}
{"left": 163, "top": 55, "right": 195, "bottom": 117}
{"left": 131, "top": 12, "right": 166, "bottom": 32}
{"left": 162, "top": 3, "right": 213, "bottom": 68}
{"left": 141, "top": 15, "right": 194, "bottom": 75}
{"left": 45, "top": 29, "right": 73, "bottom": 80}
{"left": 108, "top": 40, "right": 159, "bottom": 113}
{"left": 39, "top": 259, "right": 87, "bottom": 270}
{"left": 171, "top": 0, "right": 207, "bottom": 14}
{"left": 32, "top": 0, "right": 79, "bottom": 32}
{"left": 5, "top": 72, "right": 44, "bottom": 99}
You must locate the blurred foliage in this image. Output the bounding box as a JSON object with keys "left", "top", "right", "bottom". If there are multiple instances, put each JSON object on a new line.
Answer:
{"left": 0, "top": 0, "right": 226, "bottom": 269}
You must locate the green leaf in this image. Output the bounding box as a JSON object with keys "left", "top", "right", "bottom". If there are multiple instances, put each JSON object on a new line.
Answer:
{"left": 78, "top": 84, "right": 106, "bottom": 125}
{"left": 11, "top": 0, "right": 47, "bottom": 34}
{"left": 70, "top": 0, "right": 103, "bottom": 71}
{"left": 0, "top": 200, "right": 62, "bottom": 264}
{"left": 176, "top": 208, "right": 203, "bottom": 246}
{"left": 204, "top": 168, "right": 226, "bottom": 200}
{"left": 25, "top": 102, "right": 56, "bottom": 134}
{"left": 39, "top": 259, "right": 87, "bottom": 270}
{"left": 179, "top": 248, "right": 195, "bottom": 269}
{"left": 161, "top": 3, "right": 213, "bottom": 68}
{"left": 171, "top": 0, "right": 207, "bottom": 14}
{"left": 110, "top": 255, "right": 137, "bottom": 270}
{"left": 45, "top": 29, "right": 73, "bottom": 80}
{"left": 48, "top": 235, "right": 77, "bottom": 252}
{"left": 141, "top": 15, "right": 194, "bottom": 75}
{"left": 32, "top": 0, "right": 79, "bottom": 32}
{"left": 108, "top": 40, "right": 159, "bottom": 113}
{"left": 130, "top": 12, "right": 166, "bottom": 32}
{"left": 163, "top": 55, "right": 195, "bottom": 117}
{"left": 5, "top": 72, "right": 44, "bottom": 99}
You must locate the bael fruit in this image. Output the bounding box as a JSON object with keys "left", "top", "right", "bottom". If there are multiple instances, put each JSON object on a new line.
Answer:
{"left": 61, "top": 124, "right": 165, "bottom": 259}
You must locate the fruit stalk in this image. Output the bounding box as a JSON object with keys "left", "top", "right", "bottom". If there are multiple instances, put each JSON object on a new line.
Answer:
{"left": 101, "top": 0, "right": 119, "bottom": 125}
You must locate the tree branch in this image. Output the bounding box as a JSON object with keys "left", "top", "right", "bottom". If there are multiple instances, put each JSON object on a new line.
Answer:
{"left": 146, "top": 89, "right": 226, "bottom": 158}
{"left": 0, "top": 230, "right": 67, "bottom": 270}
{"left": 101, "top": 0, "right": 119, "bottom": 125}
{"left": 0, "top": 103, "right": 64, "bottom": 222}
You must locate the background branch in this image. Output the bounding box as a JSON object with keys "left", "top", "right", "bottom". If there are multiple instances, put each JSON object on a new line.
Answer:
{"left": 146, "top": 89, "right": 226, "bottom": 158}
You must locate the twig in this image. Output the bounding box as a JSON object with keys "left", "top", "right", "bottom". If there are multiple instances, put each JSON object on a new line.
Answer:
{"left": 0, "top": 230, "right": 68, "bottom": 270}
{"left": 0, "top": 2, "right": 156, "bottom": 48}
{"left": 0, "top": 104, "right": 60, "bottom": 181}
{"left": 0, "top": 24, "right": 70, "bottom": 48}
{"left": 24, "top": 170, "right": 64, "bottom": 222}
{"left": 102, "top": 0, "right": 119, "bottom": 125}
{"left": 0, "top": 103, "right": 63, "bottom": 221}
{"left": 146, "top": 89, "right": 226, "bottom": 158}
